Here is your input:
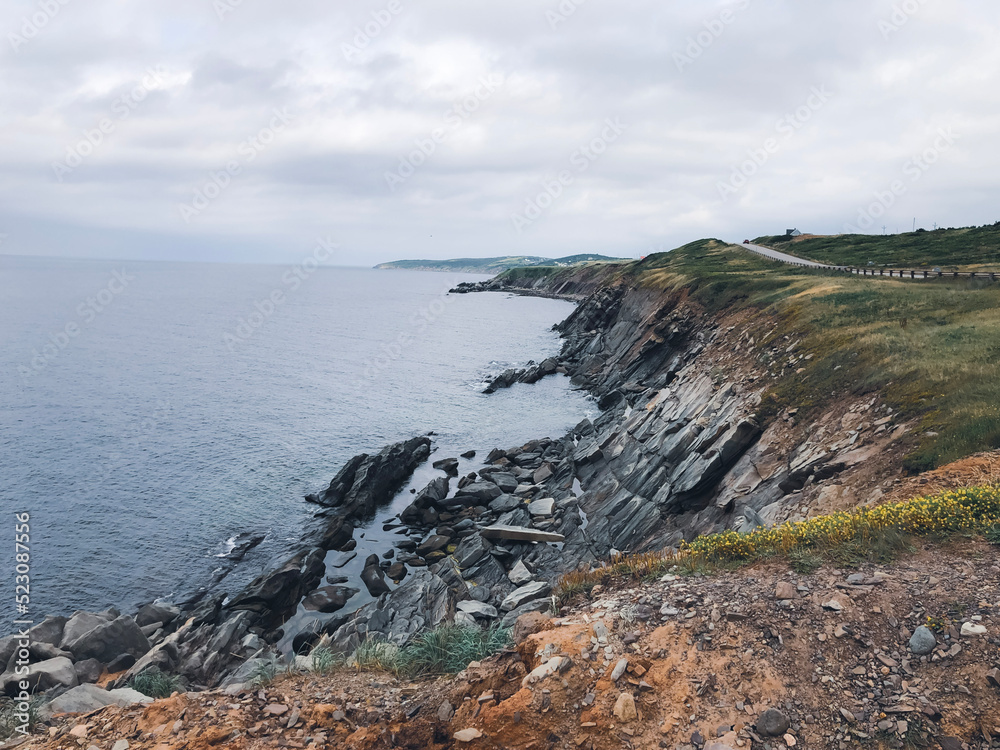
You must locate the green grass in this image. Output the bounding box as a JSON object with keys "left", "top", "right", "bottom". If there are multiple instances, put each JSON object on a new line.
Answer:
{"left": 499, "top": 231, "right": 1000, "bottom": 471}
{"left": 352, "top": 624, "right": 512, "bottom": 678}
{"left": 247, "top": 658, "right": 279, "bottom": 688}
{"left": 986, "top": 525, "right": 1000, "bottom": 546}
{"left": 309, "top": 646, "right": 344, "bottom": 675}
{"left": 755, "top": 223, "right": 1000, "bottom": 270}
{"left": 788, "top": 547, "right": 824, "bottom": 574}
{"left": 128, "top": 666, "right": 183, "bottom": 698}
{"left": 0, "top": 696, "right": 44, "bottom": 740}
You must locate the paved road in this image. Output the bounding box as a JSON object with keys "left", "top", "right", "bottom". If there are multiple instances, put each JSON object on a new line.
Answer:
{"left": 738, "top": 242, "right": 836, "bottom": 269}
{"left": 735, "top": 241, "right": 998, "bottom": 281}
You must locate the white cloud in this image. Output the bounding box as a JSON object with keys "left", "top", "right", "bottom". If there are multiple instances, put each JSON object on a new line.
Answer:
{"left": 0, "top": 0, "right": 997, "bottom": 264}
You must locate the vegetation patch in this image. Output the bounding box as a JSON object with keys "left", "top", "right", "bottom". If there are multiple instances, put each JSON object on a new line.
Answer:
{"left": 352, "top": 624, "right": 512, "bottom": 678}
{"left": 499, "top": 229, "right": 1000, "bottom": 470}
{"left": 0, "top": 696, "right": 44, "bottom": 741}
{"left": 755, "top": 223, "right": 1000, "bottom": 270}
{"left": 128, "top": 666, "right": 184, "bottom": 698}
{"left": 556, "top": 485, "right": 1000, "bottom": 600}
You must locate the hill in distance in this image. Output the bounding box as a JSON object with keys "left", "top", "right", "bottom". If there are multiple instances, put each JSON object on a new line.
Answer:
{"left": 373, "top": 253, "right": 626, "bottom": 274}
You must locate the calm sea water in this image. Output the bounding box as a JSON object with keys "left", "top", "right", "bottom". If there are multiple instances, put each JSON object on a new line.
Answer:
{"left": 0, "top": 256, "right": 593, "bottom": 629}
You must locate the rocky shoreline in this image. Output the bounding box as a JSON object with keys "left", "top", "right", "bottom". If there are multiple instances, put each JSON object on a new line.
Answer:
{"left": 2, "top": 263, "right": 921, "bottom": 722}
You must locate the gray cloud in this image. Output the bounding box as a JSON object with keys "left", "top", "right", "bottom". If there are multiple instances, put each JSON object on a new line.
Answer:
{"left": 1, "top": 0, "right": 997, "bottom": 265}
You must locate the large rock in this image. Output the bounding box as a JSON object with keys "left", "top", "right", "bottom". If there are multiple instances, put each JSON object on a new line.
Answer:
{"left": 500, "top": 581, "right": 552, "bottom": 612}
{"left": 74, "top": 659, "right": 103, "bottom": 684}
{"left": 480, "top": 525, "right": 565, "bottom": 543}
{"left": 47, "top": 683, "right": 151, "bottom": 714}
{"left": 487, "top": 473, "right": 519, "bottom": 494}
{"left": 117, "top": 617, "right": 195, "bottom": 688}
{"left": 0, "top": 635, "right": 17, "bottom": 668}
{"left": 59, "top": 611, "right": 113, "bottom": 651}
{"left": 400, "top": 477, "right": 450, "bottom": 524}
{"left": 456, "top": 601, "right": 498, "bottom": 620}
{"left": 227, "top": 548, "right": 325, "bottom": 625}
{"left": 453, "top": 482, "right": 503, "bottom": 504}
{"left": 432, "top": 457, "right": 460, "bottom": 475}
{"left": 135, "top": 603, "right": 180, "bottom": 629}
{"left": 489, "top": 494, "right": 521, "bottom": 513}
{"left": 507, "top": 559, "right": 534, "bottom": 586}
{"left": 303, "top": 586, "right": 358, "bottom": 613}
{"left": 28, "top": 616, "right": 68, "bottom": 648}
{"left": 416, "top": 535, "right": 451, "bottom": 557}
{"left": 452, "top": 535, "right": 491, "bottom": 569}
{"left": 319, "top": 437, "right": 432, "bottom": 519}
{"left": 63, "top": 616, "right": 151, "bottom": 664}
{"left": 2, "top": 656, "right": 77, "bottom": 696}
{"left": 360, "top": 555, "right": 391, "bottom": 597}
{"left": 756, "top": 708, "right": 790, "bottom": 736}
{"left": 527, "top": 497, "right": 555, "bottom": 517}
{"left": 329, "top": 570, "right": 452, "bottom": 653}
{"left": 909, "top": 626, "right": 937, "bottom": 655}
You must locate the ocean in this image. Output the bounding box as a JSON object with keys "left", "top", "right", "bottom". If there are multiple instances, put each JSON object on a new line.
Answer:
{"left": 0, "top": 255, "right": 593, "bottom": 629}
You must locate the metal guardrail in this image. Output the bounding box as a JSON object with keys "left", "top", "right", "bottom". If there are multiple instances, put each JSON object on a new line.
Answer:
{"left": 741, "top": 243, "right": 999, "bottom": 281}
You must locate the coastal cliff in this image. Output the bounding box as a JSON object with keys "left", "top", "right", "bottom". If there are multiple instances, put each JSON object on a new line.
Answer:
{"left": 6, "top": 237, "right": 1000, "bottom": 749}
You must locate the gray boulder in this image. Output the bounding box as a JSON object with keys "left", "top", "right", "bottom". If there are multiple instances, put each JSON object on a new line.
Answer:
{"left": 2, "top": 656, "right": 77, "bottom": 696}
{"left": 303, "top": 586, "right": 358, "bottom": 613}
{"left": 500, "top": 581, "right": 552, "bottom": 612}
{"left": 500, "top": 598, "right": 552, "bottom": 628}
{"left": 135, "top": 602, "right": 180, "bottom": 629}
{"left": 456, "top": 601, "right": 498, "bottom": 620}
{"left": 909, "top": 626, "right": 937, "bottom": 655}
{"left": 361, "top": 555, "right": 391, "bottom": 597}
{"left": 415, "top": 535, "right": 451, "bottom": 557}
{"left": 47, "top": 683, "right": 149, "bottom": 714}
{"left": 488, "top": 473, "right": 519, "bottom": 494}
{"left": 0, "top": 636, "right": 18, "bottom": 668}
{"left": 453, "top": 482, "right": 503, "bottom": 504}
{"left": 29, "top": 616, "right": 69, "bottom": 647}
{"left": 59, "top": 611, "right": 113, "bottom": 651}
{"left": 756, "top": 708, "right": 790, "bottom": 737}
{"left": 489, "top": 494, "right": 521, "bottom": 513}
{"left": 527, "top": 497, "right": 555, "bottom": 517}
{"left": 74, "top": 658, "right": 103, "bottom": 684}
{"left": 507, "top": 559, "right": 534, "bottom": 586}
{"left": 329, "top": 570, "right": 452, "bottom": 653}
{"left": 452, "top": 535, "right": 491, "bottom": 569}
{"left": 432, "top": 457, "right": 460, "bottom": 475}
{"left": 63, "top": 615, "right": 151, "bottom": 664}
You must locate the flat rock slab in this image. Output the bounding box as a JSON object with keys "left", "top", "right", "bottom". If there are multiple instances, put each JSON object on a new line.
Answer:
{"left": 48, "top": 684, "right": 151, "bottom": 714}
{"left": 327, "top": 551, "right": 357, "bottom": 568}
{"left": 480, "top": 525, "right": 565, "bottom": 543}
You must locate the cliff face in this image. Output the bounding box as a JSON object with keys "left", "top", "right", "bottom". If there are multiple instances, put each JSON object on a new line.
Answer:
{"left": 477, "top": 265, "right": 913, "bottom": 559}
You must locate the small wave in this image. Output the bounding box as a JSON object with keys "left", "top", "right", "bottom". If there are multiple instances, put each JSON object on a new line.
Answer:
{"left": 214, "top": 534, "right": 240, "bottom": 558}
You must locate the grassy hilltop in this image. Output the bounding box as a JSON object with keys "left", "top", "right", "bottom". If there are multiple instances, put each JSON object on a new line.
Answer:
{"left": 499, "top": 226, "right": 1000, "bottom": 473}
{"left": 373, "top": 253, "right": 625, "bottom": 274}
{"left": 755, "top": 222, "right": 1000, "bottom": 270}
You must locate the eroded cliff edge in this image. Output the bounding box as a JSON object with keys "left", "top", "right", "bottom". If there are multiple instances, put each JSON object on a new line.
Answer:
{"left": 456, "top": 259, "right": 913, "bottom": 558}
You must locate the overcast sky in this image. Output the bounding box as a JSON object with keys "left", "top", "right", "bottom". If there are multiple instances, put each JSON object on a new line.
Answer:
{"left": 1, "top": 0, "right": 997, "bottom": 265}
